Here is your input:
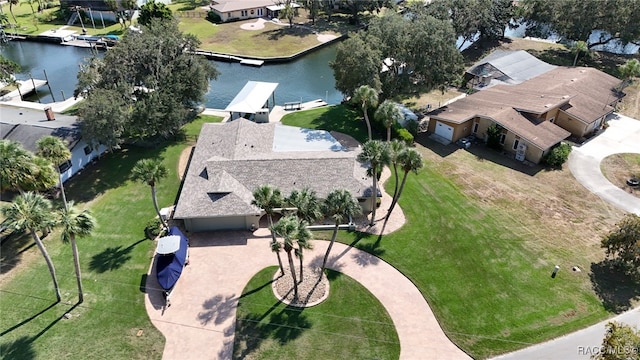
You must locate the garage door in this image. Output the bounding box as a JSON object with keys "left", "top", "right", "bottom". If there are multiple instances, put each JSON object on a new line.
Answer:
{"left": 434, "top": 121, "right": 454, "bottom": 141}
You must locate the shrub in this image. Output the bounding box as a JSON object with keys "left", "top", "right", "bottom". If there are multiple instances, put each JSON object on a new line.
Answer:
{"left": 396, "top": 128, "right": 414, "bottom": 145}
{"left": 206, "top": 10, "right": 222, "bottom": 24}
{"left": 486, "top": 124, "right": 503, "bottom": 150}
{"left": 543, "top": 142, "right": 572, "bottom": 168}
{"left": 144, "top": 218, "right": 164, "bottom": 240}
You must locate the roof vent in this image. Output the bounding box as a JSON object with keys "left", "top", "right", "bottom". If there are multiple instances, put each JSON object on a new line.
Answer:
{"left": 562, "top": 95, "right": 570, "bottom": 99}
{"left": 571, "top": 78, "right": 577, "bottom": 82}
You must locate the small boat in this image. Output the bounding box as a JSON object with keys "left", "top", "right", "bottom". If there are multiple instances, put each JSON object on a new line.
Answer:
{"left": 156, "top": 226, "right": 189, "bottom": 307}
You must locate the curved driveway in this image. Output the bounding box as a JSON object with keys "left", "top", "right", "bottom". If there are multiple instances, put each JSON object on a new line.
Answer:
{"left": 568, "top": 114, "right": 640, "bottom": 215}
{"left": 144, "top": 232, "right": 470, "bottom": 359}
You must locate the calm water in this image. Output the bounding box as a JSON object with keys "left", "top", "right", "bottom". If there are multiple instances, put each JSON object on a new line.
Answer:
{"left": 0, "top": 41, "right": 342, "bottom": 107}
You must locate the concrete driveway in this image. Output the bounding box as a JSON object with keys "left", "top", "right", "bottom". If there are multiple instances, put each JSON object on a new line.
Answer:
{"left": 144, "top": 231, "right": 470, "bottom": 360}
{"left": 568, "top": 113, "right": 640, "bottom": 215}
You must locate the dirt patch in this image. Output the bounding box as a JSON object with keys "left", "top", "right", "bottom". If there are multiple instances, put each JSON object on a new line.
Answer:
{"left": 601, "top": 153, "right": 640, "bottom": 198}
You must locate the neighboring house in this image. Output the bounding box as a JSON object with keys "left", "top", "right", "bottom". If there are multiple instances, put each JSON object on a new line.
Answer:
{"left": 428, "top": 66, "right": 623, "bottom": 164}
{"left": 173, "top": 119, "right": 372, "bottom": 232}
{"left": 209, "top": 0, "right": 300, "bottom": 22}
{"left": 466, "top": 50, "right": 557, "bottom": 88}
{"left": 0, "top": 106, "right": 106, "bottom": 183}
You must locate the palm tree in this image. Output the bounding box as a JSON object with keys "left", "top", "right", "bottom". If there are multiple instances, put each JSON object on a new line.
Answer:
{"left": 352, "top": 85, "right": 379, "bottom": 141}
{"left": 131, "top": 158, "right": 168, "bottom": 230}
{"left": 58, "top": 202, "right": 96, "bottom": 303}
{"left": 8, "top": 0, "right": 18, "bottom": 24}
{"left": 321, "top": 189, "right": 361, "bottom": 271}
{"left": 387, "top": 140, "right": 406, "bottom": 208}
{"left": 294, "top": 220, "right": 312, "bottom": 281}
{"left": 1, "top": 192, "right": 60, "bottom": 301}
{"left": 379, "top": 148, "right": 423, "bottom": 237}
{"left": 357, "top": 140, "right": 390, "bottom": 226}
{"left": 252, "top": 185, "right": 284, "bottom": 275}
{"left": 619, "top": 59, "right": 640, "bottom": 87}
{"left": 571, "top": 40, "right": 589, "bottom": 67}
{"left": 1, "top": 140, "right": 35, "bottom": 193}
{"left": 375, "top": 100, "right": 403, "bottom": 142}
{"left": 271, "top": 215, "right": 300, "bottom": 298}
{"left": 22, "top": 156, "right": 57, "bottom": 193}
{"left": 287, "top": 188, "right": 322, "bottom": 224}
{"left": 37, "top": 136, "right": 72, "bottom": 210}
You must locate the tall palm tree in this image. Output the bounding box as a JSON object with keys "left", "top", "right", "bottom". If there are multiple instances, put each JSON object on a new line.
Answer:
{"left": 294, "top": 220, "right": 312, "bottom": 281}
{"left": 352, "top": 85, "right": 379, "bottom": 141}
{"left": 271, "top": 215, "right": 300, "bottom": 298}
{"left": 357, "top": 140, "right": 390, "bottom": 226}
{"left": 379, "top": 148, "right": 423, "bottom": 236}
{"left": 22, "top": 156, "right": 57, "bottom": 193}
{"left": 58, "top": 202, "right": 96, "bottom": 303}
{"left": 252, "top": 185, "right": 284, "bottom": 275}
{"left": 0, "top": 139, "right": 36, "bottom": 193}
{"left": 321, "top": 189, "right": 361, "bottom": 271}
{"left": 287, "top": 188, "right": 322, "bottom": 224}
{"left": 375, "top": 100, "right": 403, "bottom": 142}
{"left": 387, "top": 140, "right": 406, "bottom": 208}
{"left": 37, "top": 136, "right": 72, "bottom": 210}
{"left": 2, "top": 192, "right": 60, "bottom": 301}
{"left": 571, "top": 40, "right": 589, "bottom": 67}
{"left": 131, "top": 158, "right": 168, "bottom": 230}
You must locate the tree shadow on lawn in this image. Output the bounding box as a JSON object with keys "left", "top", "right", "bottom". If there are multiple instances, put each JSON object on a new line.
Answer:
{"left": 89, "top": 238, "right": 146, "bottom": 273}
{"left": 264, "top": 25, "right": 314, "bottom": 41}
{"left": 311, "top": 106, "right": 368, "bottom": 144}
{"left": 590, "top": 259, "right": 640, "bottom": 313}
{"left": 0, "top": 231, "right": 35, "bottom": 275}
{"left": 65, "top": 144, "right": 172, "bottom": 204}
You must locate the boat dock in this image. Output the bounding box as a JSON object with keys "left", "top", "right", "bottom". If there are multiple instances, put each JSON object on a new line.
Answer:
{"left": 193, "top": 50, "right": 264, "bottom": 67}
{"left": 1, "top": 79, "right": 49, "bottom": 101}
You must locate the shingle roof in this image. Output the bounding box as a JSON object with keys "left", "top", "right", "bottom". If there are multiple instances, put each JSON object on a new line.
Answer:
{"left": 211, "top": 0, "right": 276, "bottom": 13}
{"left": 467, "top": 50, "right": 557, "bottom": 85}
{"left": 429, "top": 66, "right": 622, "bottom": 149}
{"left": 0, "top": 106, "right": 81, "bottom": 152}
{"left": 173, "top": 119, "right": 370, "bottom": 219}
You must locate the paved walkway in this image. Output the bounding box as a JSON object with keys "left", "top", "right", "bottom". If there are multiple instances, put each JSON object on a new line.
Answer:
{"left": 144, "top": 235, "right": 470, "bottom": 359}
{"left": 568, "top": 113, "right": 640, "bottom": 215}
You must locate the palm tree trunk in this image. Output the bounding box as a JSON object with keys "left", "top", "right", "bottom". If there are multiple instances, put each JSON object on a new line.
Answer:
{"left": 573, "top": 50, "right": 580, "bottom": 67}
{"left": 70, "top": 235, "right": 84, "bottom": 303}
{"left": 390, "top": 163, "right": 399, "bottom": 211}
{"left": 387, "top": 126, "right": 391, "bottom": 142}
{"left": 150, "top": 185, "right": 168, "bottom": 229}
{"left": 268, "top": 214, "right": 285, "bottom": 275}
{"left": 58, "top": 171, "right": 68, "bottom": 211}
{"left": 30, "top": 229, "right": 61, "bottom": 302}
{"left": 379, "top": 171, "right": 409, "bottom": 237}
{"left": 275, "top": 247, "right": 285, "bottom": 276}
{"left": 286, "top": 248, "right": 298, "bottom": 298}
{"left": 321, "top": 223, "right": 339, "bottom": 272}
{"left": 298, "top": 250, "right": 303, "bottom": 282}
{"left": 363, "top": 104, "right": 373, "bottom": 141}
{"left": 370, "top": 165, "right": 378, "bottom": 226}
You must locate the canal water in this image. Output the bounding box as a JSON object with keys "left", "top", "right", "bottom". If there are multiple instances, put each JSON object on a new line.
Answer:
{"left": 0, "top": 41, "right": 342, "bottom": 108}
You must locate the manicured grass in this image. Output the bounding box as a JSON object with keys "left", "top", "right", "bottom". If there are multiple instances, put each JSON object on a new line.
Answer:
{"left": 281, "top": 105, "right": 613, "bottom": 358}
{"left": 281, "top": 104, "right": 370, "bottom": 144}
{"left": 233, "top": 267, "right": 400, "bottom": 359}
{"left": 0, "top": 116, "right": 222, "bottom": 359}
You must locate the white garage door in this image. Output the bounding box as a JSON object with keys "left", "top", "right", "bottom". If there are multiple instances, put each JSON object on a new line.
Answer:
{"left": 435, "top": 121, "right": 454, "bottom": 141}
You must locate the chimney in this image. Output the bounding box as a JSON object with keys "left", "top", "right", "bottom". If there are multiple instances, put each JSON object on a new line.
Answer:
{"left": 44, "top": 107, "right": 55, "bottom": 121}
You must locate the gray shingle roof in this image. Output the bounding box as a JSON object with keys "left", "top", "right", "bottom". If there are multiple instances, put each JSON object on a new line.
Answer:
{"left": 0, "top": 106, "right": 81, "bottom": 152}
{"left": 173, "top": 119, "right": 370, "bottom": 219}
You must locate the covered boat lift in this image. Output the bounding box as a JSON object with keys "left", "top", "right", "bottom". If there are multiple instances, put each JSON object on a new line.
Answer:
{"left": 225, "top": 81, "right": 278, "bottom": 123}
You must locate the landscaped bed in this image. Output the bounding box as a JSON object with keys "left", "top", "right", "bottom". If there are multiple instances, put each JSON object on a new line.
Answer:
{"left": 601, "top": 153, "right": 640, "bottom": 198}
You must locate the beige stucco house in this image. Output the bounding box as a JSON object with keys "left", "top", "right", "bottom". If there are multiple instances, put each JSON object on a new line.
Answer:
{"left": 173, "top": 119, "right": 373, "bottom": 232}
{"left": 209, "top": 0, "right": 300, "bottom": 22}
{"left": 428, "top": 66, "right": 624, "bottom": 163}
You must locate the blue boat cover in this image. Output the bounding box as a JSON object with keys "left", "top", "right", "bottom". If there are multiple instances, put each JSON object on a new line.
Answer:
{"left": 156, "top": 227, "right": 189, "bottom": 291}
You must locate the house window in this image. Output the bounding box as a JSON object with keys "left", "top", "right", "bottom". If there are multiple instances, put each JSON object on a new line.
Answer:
{"left": 227, "top": 13, "right": 231, "bottom": 18}
{"left": 257, "top": 8, "right": 263, "bottom": 16}
{"left": 83, "top": 145, "right": 92, "bottom": 155}
{"left": 250, "top": 9, "right": 254, "bottom": 15}
{"left": 473, "top": 122, "right": 479, "bottom": 133}
{"left": 59, "top": 160, "right": 72, "bottom": 173}
{"left": 513, "top": 138, "right": 520, "bottom": 150}
{"left": 499, "top": 133, "right": 506, "bottom": 145}
{"left": 241, "top": 10, "right": 248, "bottom": 16}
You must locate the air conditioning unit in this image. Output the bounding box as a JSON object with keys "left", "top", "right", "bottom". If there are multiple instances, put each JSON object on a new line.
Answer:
{"left": 515, "top": 143, "right": 527, "bottom": 161}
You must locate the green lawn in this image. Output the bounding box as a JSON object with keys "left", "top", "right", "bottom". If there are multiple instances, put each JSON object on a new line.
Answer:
{"left": 0, "top": 115, "right": 222, "bottom": 359}
{"left": 282, "top": 105, "right": 613, "bottom": 358}
{"left": 233, "top": 267, "right": 400, "bottom": 359}
{"left": 281, "top": 104, "right": 370, "bottom": 144}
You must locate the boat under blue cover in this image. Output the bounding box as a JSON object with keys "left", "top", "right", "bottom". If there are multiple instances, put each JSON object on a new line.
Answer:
{"left": 156, "top": 226, "right": 189, "bottom": 291}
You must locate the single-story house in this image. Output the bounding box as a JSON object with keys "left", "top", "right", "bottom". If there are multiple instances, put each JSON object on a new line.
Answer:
{"left": 173, "top": 119, "right": 373, "bottom": 232}
{"left": 0, "top": 106, "right": 106, "bottom": 183}
{"left": 466, "top": 49, "right": 557, "bottom": 88}
{"left": 209, "top": 0, "right": 300, "bottom": 22}
{"left": 428, "top": 66, "right": 624, "bottom": 163}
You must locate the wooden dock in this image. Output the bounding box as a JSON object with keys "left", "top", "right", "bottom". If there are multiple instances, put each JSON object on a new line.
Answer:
{"left": 1, "top": 79, "right": 48, "bottom": 101}
{"left": 240, "top": 59, "right": 264, "bottom": 67}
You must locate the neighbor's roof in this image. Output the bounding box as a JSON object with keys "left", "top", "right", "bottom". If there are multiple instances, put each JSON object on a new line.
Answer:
{"left": 467, "top": 50, "right": 557, "bottom": 85}
{"left": 173, "top": 119, "right": 370, "bottom": 219}
{"left": 211, "top": 0, "right": 277, "bottom": 13}
{"left": 224, "top": 81, "right": 279, "bottom": 114}
{"left": 0, "top": 106, "right": 81, "bottom": 152}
